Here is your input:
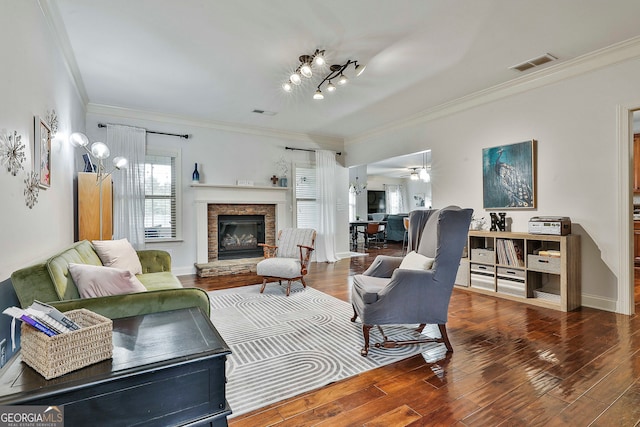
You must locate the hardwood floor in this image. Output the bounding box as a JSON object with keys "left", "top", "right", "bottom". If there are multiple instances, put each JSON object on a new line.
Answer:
{"left": 181, "top": 243, "right": 640, "bottom": 426}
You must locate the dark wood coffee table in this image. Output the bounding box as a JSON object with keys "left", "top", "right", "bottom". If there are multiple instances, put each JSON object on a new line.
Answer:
{"left": 0, "top": 307, "right": 231, "bottom": 427}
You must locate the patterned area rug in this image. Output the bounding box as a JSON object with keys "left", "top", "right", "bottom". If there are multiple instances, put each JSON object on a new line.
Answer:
{"left": 207, "top": 283, "right": 444, "bottom": 417}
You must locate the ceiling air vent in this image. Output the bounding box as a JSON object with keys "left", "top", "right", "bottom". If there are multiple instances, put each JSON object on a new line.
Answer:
{"left": 252, "top": 109, "right": 277, "bottom": 116}
{"left": 509, "top": 53, "right": 557, "bottom": 72}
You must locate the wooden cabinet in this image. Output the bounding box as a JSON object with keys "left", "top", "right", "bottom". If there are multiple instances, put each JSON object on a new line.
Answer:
{"left": 78, "top": 172, "right": 112, "bottom": 241}
{"left": 463, "top": 231, "right": 580, "bottom": 311}
{"left": 634, "top": 134, "right": 640, "bottom": 193}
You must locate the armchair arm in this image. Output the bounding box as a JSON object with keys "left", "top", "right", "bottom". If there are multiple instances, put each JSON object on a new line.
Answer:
{"left": 375, "top": 269, "right": 452, "bottom": 325}
{"left": 258, "top": 243, "right": 278, "bottom": 259}
{"left": 298, "top": 244, "right": 315, "bottom": 275}
{"left": 362, "top": 255, "right": 404, "bottom": 278}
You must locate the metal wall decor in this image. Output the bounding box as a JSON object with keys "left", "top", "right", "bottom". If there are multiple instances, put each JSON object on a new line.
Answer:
{"left": 0, "top": 129, "right": 26, "bottom": 176}
{"left": 24, "top": 171, "right": 40, "bottom": 209}
{"left": 46, "top": 109, "right": 59, "bottom": 137}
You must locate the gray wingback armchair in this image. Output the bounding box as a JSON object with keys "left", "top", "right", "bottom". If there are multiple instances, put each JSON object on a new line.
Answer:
{"left": 350, "top": 206, "right": 473, "bottom": 356}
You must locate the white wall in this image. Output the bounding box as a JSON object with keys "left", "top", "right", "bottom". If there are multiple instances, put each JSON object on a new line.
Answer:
{"left": 85, "top": 108, "right": 349, "bottom": 274}
{"left": 345, "top": 57, "right": 640, "bottom": 312}
{"left": 0, "top": 1, "right": 86, "bottom": 281}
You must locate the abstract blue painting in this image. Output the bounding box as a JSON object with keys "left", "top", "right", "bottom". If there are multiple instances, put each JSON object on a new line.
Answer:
{"left": 482, "top": 140, "right": 536, "bottom": 209}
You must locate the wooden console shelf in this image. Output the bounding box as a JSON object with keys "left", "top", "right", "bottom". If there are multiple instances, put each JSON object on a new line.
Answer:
{"left": 459, "top": 230, "right": 581, "bottom": 312}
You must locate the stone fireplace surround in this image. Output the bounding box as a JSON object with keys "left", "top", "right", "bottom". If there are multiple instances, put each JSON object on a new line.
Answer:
{"left": 193, "top": 184, "right": 288, "bottom": 277}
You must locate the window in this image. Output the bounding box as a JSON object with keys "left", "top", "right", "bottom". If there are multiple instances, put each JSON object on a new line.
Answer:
{"left": 144, "top": 149, "right": 181, "bottom": 241}
{"left": 294, "top": 165, "right": 317, "bottom": 229}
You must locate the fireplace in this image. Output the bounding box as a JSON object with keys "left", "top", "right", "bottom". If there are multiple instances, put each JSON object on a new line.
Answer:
{"left": 217, "top": 215, "right": 265, "bottom": 260}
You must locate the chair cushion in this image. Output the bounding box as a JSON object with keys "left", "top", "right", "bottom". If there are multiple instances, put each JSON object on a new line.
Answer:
{"left": 276, "top": 229, "right": 315, "bottom": 258}
{"left": 352, "top": 274, "right": 390, "bottom": 304}
{"left": 399, "top": 251, "right": 435, "bottom": 271}
{"left": 256, "top": 257, "right": 302, "bottom": 279}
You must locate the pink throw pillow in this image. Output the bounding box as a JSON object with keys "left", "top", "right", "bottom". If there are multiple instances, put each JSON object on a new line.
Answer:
{"left": 68, "top": 263, "right": 147, "bottom": 298}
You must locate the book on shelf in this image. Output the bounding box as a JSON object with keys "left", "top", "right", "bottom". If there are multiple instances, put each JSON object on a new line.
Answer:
{"left": 497, "top": 239, "right": 524, "bottom": 267}
{"left": 3, "top": 300, "right": 82, "bottom": 336}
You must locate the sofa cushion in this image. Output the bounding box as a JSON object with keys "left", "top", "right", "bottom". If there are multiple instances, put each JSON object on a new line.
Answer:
{"left": 68, "top": 263, "right": 147, "bottom": 298}
{"left": 46, "top": 241, "right": 103, "bottom": 301}
{"left": 92, "top": 238, "right": 143, "bottom": 275}
{"left": 136, "top": 272, "right": 183, "bottom": 291}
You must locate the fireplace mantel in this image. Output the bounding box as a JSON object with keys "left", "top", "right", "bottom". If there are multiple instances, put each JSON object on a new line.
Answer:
{"left": 193, "top": 184, "right": 288, "bottom": 264}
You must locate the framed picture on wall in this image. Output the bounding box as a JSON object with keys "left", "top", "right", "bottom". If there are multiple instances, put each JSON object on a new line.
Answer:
{"left": 34, "top": 116, "right": 51, "bottom": 189}
{"left": 482, "top": 140, "right": 536, "bottom": 209}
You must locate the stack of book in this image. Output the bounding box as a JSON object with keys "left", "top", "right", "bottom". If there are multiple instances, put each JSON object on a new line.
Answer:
{"left": 496, "top": 239, "right": 525, "bottom": 267}
{"left": 3, "top": 300, "right": 81, "bottom": 336}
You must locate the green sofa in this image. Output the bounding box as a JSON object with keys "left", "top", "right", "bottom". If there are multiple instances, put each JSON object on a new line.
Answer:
{"left": 11, "top": 240, "right": 210, "bottom": 319}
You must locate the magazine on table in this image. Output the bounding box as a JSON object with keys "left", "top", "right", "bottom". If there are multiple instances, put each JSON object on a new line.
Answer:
{"left": 3, "top": 300, "right": 81, "bottom": 336}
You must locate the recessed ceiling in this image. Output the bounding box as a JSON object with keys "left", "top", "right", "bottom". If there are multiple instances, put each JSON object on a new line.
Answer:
{"left": 52, "top": 0, "right": 640, "bottom": 139}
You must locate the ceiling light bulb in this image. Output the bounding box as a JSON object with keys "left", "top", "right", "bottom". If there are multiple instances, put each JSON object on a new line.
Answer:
{"left": 69, "top": 132, "right": 89, "bottom": 147}
{"left": 113, "top": 156, "right": 128, "bottom": 169}
{"left": 355, "top": 63, "right": 366, "bottom": 76}
{"left": 327, "top": 82, "right": 336, "bottom": 92}
{"left": 313, "top": 90, "right": 324, "bottom": 100}
{"left": 282, "top": 81, "right": 293, "bottom": 92}
{"left": 410, "top": 171, "right": 419, "bottom": 180}
{"left": 314, "top": 54, "right": 325, "bottom": 66}
{"left": 290, "top": 72, "right": 302, "bottom": 85}
{"left": 338, "top": 74, "right": 348, "bottom": 85}
{"left": 419, "top": 168, "right": 430, "bottom": 182}
{"left": 300, "top": 63, "right": 313, "bottom": 78}
{"left": 90, "top": 142, "right": 110, "bottom": 159}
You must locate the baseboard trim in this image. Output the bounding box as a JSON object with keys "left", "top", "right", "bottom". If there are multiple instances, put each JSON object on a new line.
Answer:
{"left": 581, "top": 293, "right": 618, "bottom": 313}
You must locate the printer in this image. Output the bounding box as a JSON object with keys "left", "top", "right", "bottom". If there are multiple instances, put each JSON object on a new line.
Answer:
{"left": 528, "top": 217, "right": 571, "bottom": 235}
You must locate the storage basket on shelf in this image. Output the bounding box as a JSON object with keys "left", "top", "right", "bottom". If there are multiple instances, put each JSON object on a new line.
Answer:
{"left": 20, "top": 308, "right": 113, "bottom": 380}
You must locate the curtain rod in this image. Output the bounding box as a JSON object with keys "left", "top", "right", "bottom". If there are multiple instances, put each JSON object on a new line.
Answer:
{"left": 98, "top": 123, "right": 189, "bottom": 139}
{"left": 285, "top": 146, "right": 342, "bottom": 155}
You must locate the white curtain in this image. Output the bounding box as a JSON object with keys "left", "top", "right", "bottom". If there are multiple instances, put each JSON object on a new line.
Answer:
{"left": 107, "top": 124, "right": 146, "bottom": 248}
{"left": 315, "top": 150, "right": 339, "bottom": 262}
{"left": 385, "top": 184, "right": 407, "bottom": 214}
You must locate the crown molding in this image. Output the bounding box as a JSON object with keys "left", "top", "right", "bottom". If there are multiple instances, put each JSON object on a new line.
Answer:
{"left": 346, "top": 35, "right": 640, "bottom": 147}
{"left": 38, "top": 0, "right": 89, "bottom": 107}
{"left": 86, "top": 103, "right": 344, "bottom": 149}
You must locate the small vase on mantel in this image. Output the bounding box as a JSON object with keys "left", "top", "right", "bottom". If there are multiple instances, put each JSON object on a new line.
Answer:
{"left": 192, "top": 163, "right": 200, "bottom": 184}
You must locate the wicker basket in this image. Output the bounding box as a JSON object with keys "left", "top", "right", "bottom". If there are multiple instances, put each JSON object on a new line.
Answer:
{"left": 20, "top": 308, "right": 113, "bottom": 380}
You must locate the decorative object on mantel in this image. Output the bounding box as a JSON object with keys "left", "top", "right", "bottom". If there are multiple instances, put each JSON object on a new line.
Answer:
{"left": 349, "top": 176, "right": 367, "bottom": 195}
{"left": 281, "top": 48, "right": 366, "bottom": 100}
{"left": 276, "top": 156, "right": 288, "bottom": 187}
{"left": 34, "top": 116, "right": 52, "bottom": 188}
{"left": 192, "top": 162, "right": 200, "bottom": 183}
{"left": 483, "top": 139, "right": 536, "bottom": 209}
{"left": 46, "top": 109, "right": 59, "bottom": 137}
{"left": 270, "top": 175, "right": 279, "bottom": 186}
{"left": 0, "top": 129, "right": 26, "bottom": 176}
{"left": 24, "top": 171, "right": 40, "bottom": 209}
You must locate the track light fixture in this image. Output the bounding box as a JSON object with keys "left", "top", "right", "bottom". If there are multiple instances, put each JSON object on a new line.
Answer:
{"left": 282, "top": 48, "right": 366, "bottom": 100}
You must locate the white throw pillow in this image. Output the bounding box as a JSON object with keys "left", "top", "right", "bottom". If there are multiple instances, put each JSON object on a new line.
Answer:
{"left": 399, "top": 251, "right": 435, "bottom": 271}
{"left": 92, "top": 238, "right": 143, "bottom": 275}
{"left": 68, "top": 263, "right": 147, "bottom": 298}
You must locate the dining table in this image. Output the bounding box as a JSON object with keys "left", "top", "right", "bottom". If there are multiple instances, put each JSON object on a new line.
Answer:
{"left": 349, "top": 220, "right": 387, "bottom": 250}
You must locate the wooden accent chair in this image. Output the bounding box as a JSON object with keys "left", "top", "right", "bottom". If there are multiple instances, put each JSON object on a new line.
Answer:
{"left": 351, "top": 206, "right": 472, "bottom": 356}
{"left": 256, "top": 228, "right": 316, "bottom": 296}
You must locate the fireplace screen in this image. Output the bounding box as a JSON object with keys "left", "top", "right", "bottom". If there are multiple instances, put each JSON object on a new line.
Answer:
{"left": 218, "top": 215, "right": 266, "bottom": 260}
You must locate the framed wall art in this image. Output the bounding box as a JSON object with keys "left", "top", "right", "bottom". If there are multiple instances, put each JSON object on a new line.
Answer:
{"left": 34, "top": 116, "right": 51, "bottom": 189}
{"left": 482, "top": 139, "right": 536, "bottom": 209}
